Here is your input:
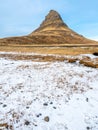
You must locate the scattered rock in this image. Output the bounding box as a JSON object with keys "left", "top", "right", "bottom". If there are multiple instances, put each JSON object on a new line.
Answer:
{"left": 43, "top": 103, "right": 48, "bottom": 106}
{"left": 36, "top": 114, "right": 40, "bottom": 118}
{"left": 44, "top": 116, "right": 50, "bottom": 122}
{"left": 53, "top": 106, "right": 56, "bottom": 109}
{"left": 3, "top": 104, "right": 7, "bottom": 107}
{"left": 0, "top": 102, "right": 3, "bottom": 105}
{"left": 50, "top": 102, "right": 53, "bottom": 104}
{"left": 9, "top": 125, "right": 13, "bottom": 130}
{"left": 86, "top": 126, "right": 90, "bottom": 130}
{"left": 86, "top": 98, "right": 89, "bottom": 102}
{"left": 33, "top": 123, "right": 37, "bottom": 127}
{"left": 24, "top": 120, "right": 30, "bottom": 126}
{"left": 39, "top": 113, "right": 42, "bottom": 116}
{"left": 36, "top": 113, "right": 42, "bottom": 118}
{"left": 26, "top": 106, "right": 29, "bottom": 109}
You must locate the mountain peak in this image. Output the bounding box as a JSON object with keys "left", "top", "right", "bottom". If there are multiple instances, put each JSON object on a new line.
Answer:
{"left": 40, "top": 10, "right": 68, "bottom": 28}
{"left": 34, "top": 10, "right": 68, "bottom": 32}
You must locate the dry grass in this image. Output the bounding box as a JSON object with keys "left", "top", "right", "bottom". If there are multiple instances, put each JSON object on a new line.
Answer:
{"left": 80, "top": 59, "right": 98, "bottom": 68}
{"left": 0, "top": 44, "right": 98, "bottom": 68}
{"left": 0, "top": 50, "right": 98, "bottom": 68}
{"left": 0, "top": 45, "right": 98, "bottom": 55}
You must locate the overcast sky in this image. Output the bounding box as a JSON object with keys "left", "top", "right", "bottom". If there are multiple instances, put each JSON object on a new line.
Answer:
{"left": 0, "top": 0, "right": 98, "bottom": 41}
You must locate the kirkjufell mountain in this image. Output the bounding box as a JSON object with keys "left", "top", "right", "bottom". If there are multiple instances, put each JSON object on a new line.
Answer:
{"left": 0, "top": 10, "right": 97, "bottom": 45}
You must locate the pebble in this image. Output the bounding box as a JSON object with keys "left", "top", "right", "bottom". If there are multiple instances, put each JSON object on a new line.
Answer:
{"left": 50, "top": 102, "right": 53, "bottom": 104}
{"left": 86, "top": 98, "right": 89, "bottom": 102}
{"left": 3, "top": 104, "right": 7, "bottom": 107}
{"left": 26, "top": 106, "right": 29, "bottom": 109}
{"left": 53, "top": 106, "right": 56, "bottom": 109}
{"left": 43, "top": 103, "right": 48, "bottom": 106}
{"left": 24, "top": 120, "right": 30, "bottom": 126}
{"left": 44, "top": 116, "right": 49, "bottom": 122}
{"left": 86, "top": 126, "right": 90, "bottom": 130}
{"left": 36, "top": 113, "right": 42, "bottom": 118}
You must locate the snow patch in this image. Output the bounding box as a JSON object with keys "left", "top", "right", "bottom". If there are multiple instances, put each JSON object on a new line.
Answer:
{"left": 0, "top": 58, "right": 98, "bottom": 130}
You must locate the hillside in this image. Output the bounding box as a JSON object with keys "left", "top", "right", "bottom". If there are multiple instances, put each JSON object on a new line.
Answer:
{"left": 0, "top": 10, "right": 98, "bottom": 46}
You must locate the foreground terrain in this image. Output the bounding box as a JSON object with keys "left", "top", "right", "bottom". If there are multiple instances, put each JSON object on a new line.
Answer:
{"left": 0, "top": 52, "right": 98, "bottom": 130}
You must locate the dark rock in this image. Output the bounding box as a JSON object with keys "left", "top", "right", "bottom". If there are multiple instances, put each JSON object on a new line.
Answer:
{"left": 39, "top": 113, "right": 42, "bottom": 116}
{"left": 36, "top": 115, "right": 40, "bottom": 118}
{"left": 3, "top": 104, "right": 7, "bottom": 107}
{"left": 36, "top": 113, "right": 42, "bottom": 117}
{"left": 53, "top": 106, "right": 56, "bottom": 109}
{"left": 43, "top": 103, "right": 48, "bottom": 106}
{"left": 26, "top": 106, "right": 29, "bottom": 109}
{"left": 24, "top": 120, "right": 30, "bottom": 126}
{"left": 93, "top": 52, "right": 98, "bottom": 56}
{"left": 0, "top": 102, "right": 3, "bottom": 105}
{"left": 86, "top": 98, "right": 89, "bottom": 102}
{"left": 86, "top": 126, "right": 90, "bottom": 130}
{"left": 50, "top": 102, "right": 53, "bottom": 104}
{"left": 33, "top": 123, "right": 37, "bottom": 127}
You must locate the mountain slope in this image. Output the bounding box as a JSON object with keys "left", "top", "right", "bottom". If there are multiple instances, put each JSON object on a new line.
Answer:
{"left": 0, "top": 10, "right": 98, "bottom": 45}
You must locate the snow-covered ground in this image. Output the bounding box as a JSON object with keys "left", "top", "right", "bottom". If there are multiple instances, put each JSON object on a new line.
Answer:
{"left": 0, "top": 57, "right": 98, "bottom": 130}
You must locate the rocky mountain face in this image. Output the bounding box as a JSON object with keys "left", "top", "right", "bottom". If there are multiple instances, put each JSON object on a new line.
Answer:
{"left": 32, "top": 10, "right": 68, "bottom": 32}
{"left": 0, "top": 10, "right": 97, "bottom": 45}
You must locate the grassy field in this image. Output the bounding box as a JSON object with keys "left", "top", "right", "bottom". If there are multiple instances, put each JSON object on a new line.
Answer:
{"left": 0, "top": 45, "right": 98, "bottom": 55}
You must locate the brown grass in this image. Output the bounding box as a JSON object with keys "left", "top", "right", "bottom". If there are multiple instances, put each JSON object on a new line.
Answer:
{"left": 0, "top": 51, "right": 98, "bottom": 68}
{"left": 80, "top": 60, "right": 98, "bottom": 68}
{"left": 0, "top": 45, "right": 98, "bottom": 55}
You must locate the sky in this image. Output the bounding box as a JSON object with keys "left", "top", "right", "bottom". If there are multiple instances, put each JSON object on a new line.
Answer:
{"left": 0, "top": 0, "right": 98, "bottom": 41}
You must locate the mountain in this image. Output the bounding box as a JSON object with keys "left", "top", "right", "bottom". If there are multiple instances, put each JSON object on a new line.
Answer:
{"left": 31, "top": 10, "right": 68, "bottom": 33}
{"left": 0, "top": 10, "right": 97, "bottom": 45}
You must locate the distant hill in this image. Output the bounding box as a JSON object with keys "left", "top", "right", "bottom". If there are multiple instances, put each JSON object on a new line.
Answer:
{"left": 0, "top": 10, "right": 98, "bottom": 45}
